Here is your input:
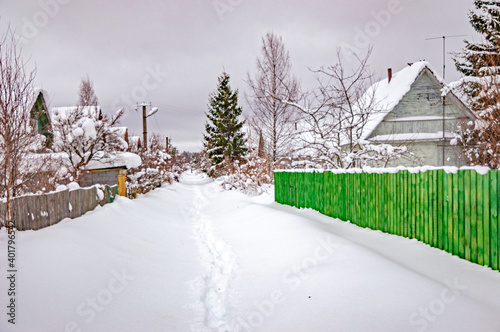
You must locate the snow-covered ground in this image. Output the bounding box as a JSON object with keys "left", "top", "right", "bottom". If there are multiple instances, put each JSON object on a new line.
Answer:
{"left": 1, "top": 171, "right": 500, "bottom": 332}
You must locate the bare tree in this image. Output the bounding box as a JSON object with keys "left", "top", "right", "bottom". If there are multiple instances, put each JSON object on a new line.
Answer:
{"left": 246, "top": 32, "right": 300, "bottom": 167}
{"left": 78, "top": 75, "right": 99, "bottom": 107}
{"left": 0, "top": 28, "right": 46, "bottom": 228}
{"left": 285, "top": 49, "right": 407, "bottom": 169}
{"left": 51, "top": 78, "right": 127, "bottom": 182}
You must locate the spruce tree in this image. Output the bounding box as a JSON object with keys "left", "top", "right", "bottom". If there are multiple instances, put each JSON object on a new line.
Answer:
{"left": 454, "top": 1, "right": 500, "bottom": 167}
{"left": 203, "top": 72, "right": 247, "bottom": 172}
{"left": 455, "top": 0, "right": 500, "bottom": 111}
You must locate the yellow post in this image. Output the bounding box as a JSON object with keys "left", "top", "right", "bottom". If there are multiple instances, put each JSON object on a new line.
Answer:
{"left": 118, "top": 169, "right": 127, "bottom": 197}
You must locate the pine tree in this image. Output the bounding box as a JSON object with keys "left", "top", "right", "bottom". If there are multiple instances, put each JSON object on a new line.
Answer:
{"left": 203, "top": 72, "right": 247, "bottom": 172}
{"left": 454, "top": 1, "right": 500, "bottom": 167}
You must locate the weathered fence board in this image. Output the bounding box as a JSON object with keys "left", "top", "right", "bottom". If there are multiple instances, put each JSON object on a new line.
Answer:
{"left": 275, "top": 168, "right": 500, "bottom": 272}
{"left": 0, "top": 185, "right": 117, "bottom": 231}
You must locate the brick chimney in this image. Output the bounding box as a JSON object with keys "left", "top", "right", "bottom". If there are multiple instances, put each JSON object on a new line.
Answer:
{"left": 388, "top": 68, "right": 393, "bottom": 83}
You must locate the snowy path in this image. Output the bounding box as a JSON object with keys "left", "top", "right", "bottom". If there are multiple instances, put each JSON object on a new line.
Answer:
{"left": 1, "top": 171, "right": 500, "bottom": 332}
{"left": 185, "top": 183, "right": 238, "bottom": 331}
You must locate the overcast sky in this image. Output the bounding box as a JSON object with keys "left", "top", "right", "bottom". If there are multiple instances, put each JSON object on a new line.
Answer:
{"left": 0, "top": 0, "right": 478, "bottom": 152}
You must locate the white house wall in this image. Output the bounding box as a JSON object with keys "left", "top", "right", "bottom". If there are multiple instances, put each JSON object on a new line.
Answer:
{"left": 368, "top": 70, "right": 471, "bottom": 167}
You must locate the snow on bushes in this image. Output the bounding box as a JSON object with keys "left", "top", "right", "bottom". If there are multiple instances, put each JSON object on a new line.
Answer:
{"left": 126, "top": 135, "right": 179, "bottom": 195}
{"left": 212, "top": 151, "right": 273, "bottom": 196}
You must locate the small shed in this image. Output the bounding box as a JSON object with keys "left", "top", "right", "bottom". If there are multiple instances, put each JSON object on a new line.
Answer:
{"left": 81, "top": 152, "right": 142, "bottom": 196}
{"left": 80, "top": 166, "right": 127, "bottom": 196}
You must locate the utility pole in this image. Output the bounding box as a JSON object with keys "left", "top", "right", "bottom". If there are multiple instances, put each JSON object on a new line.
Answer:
{"left": 142, "top": 103, "right": 148, "bottom": 150}
{"left": 425, "top": 34, "right": 467, "bottom": 166}
{"left": 139, "top": 102, "right": 159, "bottom": 150}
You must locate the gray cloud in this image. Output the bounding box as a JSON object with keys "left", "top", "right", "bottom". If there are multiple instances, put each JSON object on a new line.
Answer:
{"left": 0, "top": 0, "right": 477, "bottom": 151}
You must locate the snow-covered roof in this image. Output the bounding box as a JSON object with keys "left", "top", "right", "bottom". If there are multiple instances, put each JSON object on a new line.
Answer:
{"left": 51, "top": 106, "right": 102, "bottom": 121}
{"left": 50, "top": 151, "right": 142, "bottom": 170}
{"left": 360, "top": 61, "right": 444, "bottom": 141}
{"left": 114, "top": 127, "right": 128, "bottom": 136}
{"left": 86, "top": 152, "right": 142, "bottom": 170}
{"left": 129, "top": 136, "right": 141, "bottom": 148}
{"left": 29, "top": 88, "right": 50, "bottom": 112}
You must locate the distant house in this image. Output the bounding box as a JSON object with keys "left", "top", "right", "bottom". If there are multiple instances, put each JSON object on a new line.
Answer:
{"left": 128, "top": 135, "right": 142, "bottom": 151}
{"left": 30, "top": 89, "right": 53, "bottom": 148}
{"left": 115, "top": 127, "right": 130, "bottom": 147}
{"left": 360, "top": 61, "right": 475, "bottom": 167}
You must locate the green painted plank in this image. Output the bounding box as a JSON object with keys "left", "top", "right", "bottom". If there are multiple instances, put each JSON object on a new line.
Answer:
{"left": 471, "top": 171, "right": 478, "bottom": 263}
{"left": 431, "top": 171, "right": 438, "bottom": 247}
{"left": 329, "top": 172, "right": 335, "bottom": 217}
{"left": 372, "top": 173, "right": 376, "bottom": 230}
{"left": 324, "top": 173, "right": 329, "bottom": 215}
{"left": 332, "top": 173, "right": 337, "bottom": 217}
{"left": 386, "top": 173, "right": 390, "bottom": 232}
{"left": 400, "top": 171, "right": 409, "bottom": 237}
{"left": 397, "top": 172, "right": 402, "bottom": 236}
{"left": 355, "top": 173, "right": 359, "bottom": 225}
{"left": 458, "top": 171, "right": 466, "bottom": 259}
{"left": 376, "top": 174, "right": 380, "bottom": 231}
{"left": 453, "top": 172, "right": 460, "bottom": 257}
{"left": 465, "top": 171, "right": 471, "bottom": 261}
{"left": 477, "top": 171, "right": 484, "bottom": 266}
{"left": 388, "top": 173, "right": 393, "bottom": 234}
{"left": 482, "top": 172, "right": 489, "bottom": 267}
{"left": 437, "top": 170, "right": 444, "bottom": 250}
{"left": 363, "top": 173, "right": 368, "bottom": 228}
{"left": 411, "top": 172, "right": 417, "bottom": 239}
{"left": 444, "top": 172, "right": 451, "bottom": 252}
{"left": 319, "top": 172, "right": 325, "bottom": 214}
{"left": 334, "top": 173, "right": 339, "bottom": 218}
{"left": 416, "top": 172, "right": 421, "bottom": 240}
{"left": 307, "top": 172, "right": 313, "bottom": 209}
{"left": 422, "top": 171, "right": 429, "bottom": 244}
{"left": 492, "top": 171, "right": 499, "bottom": 270}
{"left": 393, "top": 173, "right": 397, "bottom": 235}
{"left": 400, "top": 172, "right": 405, "bottom": 237}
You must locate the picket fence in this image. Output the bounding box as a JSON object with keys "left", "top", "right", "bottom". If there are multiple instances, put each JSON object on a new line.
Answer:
{"left": 0, "top": 185, "right": 118, "bottom": 231}
{"left": 275, "top": 168, "right": 500, "bottom": 271}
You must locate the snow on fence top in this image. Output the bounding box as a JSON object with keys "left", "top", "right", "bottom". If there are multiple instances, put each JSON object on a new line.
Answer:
{"left": 275, "top": 165, "right": 491, "bottom": 175}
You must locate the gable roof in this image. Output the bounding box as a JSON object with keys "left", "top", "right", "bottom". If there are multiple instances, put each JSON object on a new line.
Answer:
{"left": 360, "top": 61, "right": 445, "bottom": 141}
{"left": 29, "top": 88, "right": 50, "bottom": 112}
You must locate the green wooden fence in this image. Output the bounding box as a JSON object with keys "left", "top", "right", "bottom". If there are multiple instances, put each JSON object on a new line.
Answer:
{"left": 275, "top": 168, "right": 500, "bottom": 271}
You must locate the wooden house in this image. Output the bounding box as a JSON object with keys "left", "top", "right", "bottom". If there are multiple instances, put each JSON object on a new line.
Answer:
{"left": 361, "top": 61, "right": 475, "bottom": 167}
{"left": 30, "top": 89, "right": 53, "bottom": 148}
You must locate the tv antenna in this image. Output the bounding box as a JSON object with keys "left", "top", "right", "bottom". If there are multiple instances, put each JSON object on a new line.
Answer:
{"left": 425, "top": 35, "right": 467, "bottom": 80}
{"left": 425, "top": 34, "right": 467, "bottom": 166}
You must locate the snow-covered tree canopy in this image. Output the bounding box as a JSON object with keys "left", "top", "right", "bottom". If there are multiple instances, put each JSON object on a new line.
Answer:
{"left": 453, "top": 0, "right": 500, "bottom": 168}
{"left": 126, "top": 134, "right": 176, "bottom": 193}
{"left": 455, "top": 0, "right": 500, "bottom": 112}
{"left": 51, "top": 106, "right": 128, "bottom": 181}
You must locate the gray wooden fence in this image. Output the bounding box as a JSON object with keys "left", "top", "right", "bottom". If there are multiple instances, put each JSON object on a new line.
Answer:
{"left": 0, "top": 185, "right": 118, "bottom": 231}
